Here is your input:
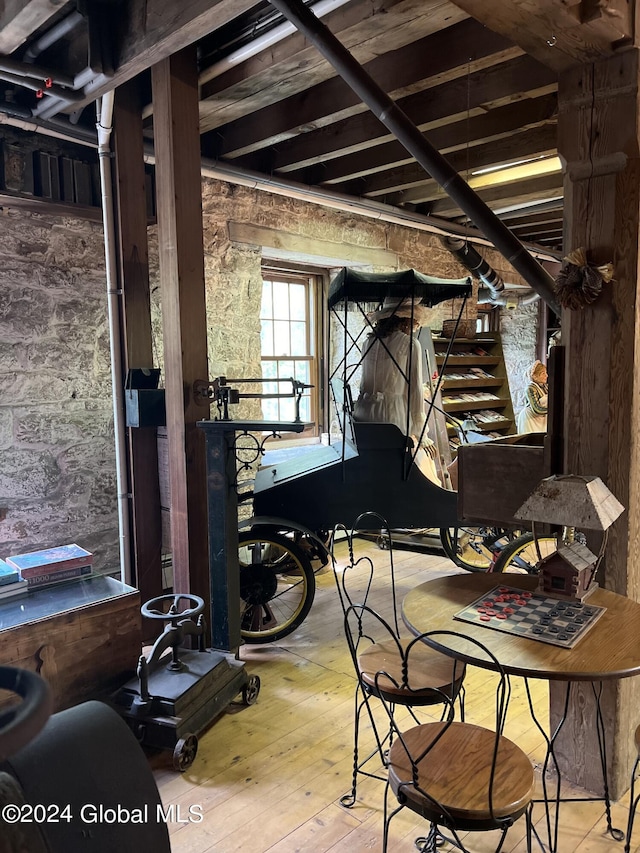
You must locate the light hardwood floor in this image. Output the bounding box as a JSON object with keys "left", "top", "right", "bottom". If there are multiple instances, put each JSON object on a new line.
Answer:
{"left": 153, "top": 541, "right": 639, "bottom": 853}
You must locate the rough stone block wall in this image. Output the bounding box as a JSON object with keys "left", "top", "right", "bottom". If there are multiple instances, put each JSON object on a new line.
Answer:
{"left": 0, "top": 208, "right": 117, "bottom": 572}
{"left": 0, "top": 173, "right": 538, "bottom": 579}
{"left": 500, "top": 300, "right": 540, "bottom": 420}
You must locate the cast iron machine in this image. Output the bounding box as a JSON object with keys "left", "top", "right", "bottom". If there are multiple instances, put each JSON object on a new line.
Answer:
{"left": 114, "top": 377, "right": 312, "bottom": 769}
{"left": 113, "top": 593, "right": 260, "bottom": 771}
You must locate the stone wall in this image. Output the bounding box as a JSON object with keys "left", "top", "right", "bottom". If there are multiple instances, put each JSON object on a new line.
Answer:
{"left": 0, "top": 208, "right": 116, "bottom": 571}
{"left": 500, "top": 299, "right": 540, "bottom": 423}
{"left": 0, "top": 174, "right": 537, "bottom": 574}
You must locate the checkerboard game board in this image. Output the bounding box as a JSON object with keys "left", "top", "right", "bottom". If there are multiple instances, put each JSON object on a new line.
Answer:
{"left": 454, "top": 585, "right": 606, "bottom": 648}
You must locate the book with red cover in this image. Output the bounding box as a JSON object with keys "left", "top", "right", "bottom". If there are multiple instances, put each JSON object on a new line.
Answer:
{"left": 26, "top": 565, "right": 93, "bottom": 587}
{"left": 7, "top": 544, "right": 93, "bottom": 579}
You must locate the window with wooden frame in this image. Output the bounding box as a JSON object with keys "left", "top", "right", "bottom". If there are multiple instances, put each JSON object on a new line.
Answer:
{"left": 260, "top": 269, "right": 322, "bottom": 433}
{"left": 476, "top": 303, "right": 500, "bottom": 333}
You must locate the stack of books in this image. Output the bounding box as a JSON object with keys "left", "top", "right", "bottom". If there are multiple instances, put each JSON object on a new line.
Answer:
{"left": 0, "top": 558, "right": 28, "bottom": 600}
{"left": 5, "top": 544, "right": 93, "bottom": 591}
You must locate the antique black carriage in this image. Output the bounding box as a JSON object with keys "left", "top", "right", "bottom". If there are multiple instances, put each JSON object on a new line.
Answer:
{"left": 203, "top": 268, "right": 551, "bottom": 645}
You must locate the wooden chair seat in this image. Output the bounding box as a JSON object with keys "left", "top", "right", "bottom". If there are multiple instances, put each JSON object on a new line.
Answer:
{"left": 358, "top": 639, "right": 464, "bottom": 703}
{"left": 388, "top": 721, "right": 535, "bottom": 826}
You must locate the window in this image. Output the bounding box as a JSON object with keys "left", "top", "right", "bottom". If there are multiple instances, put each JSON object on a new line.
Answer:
{"left": 476, "top": 304, "right": 500, "bottom": 333}
{"left": 260, "top": 271, "right": 320, "bottom": 429}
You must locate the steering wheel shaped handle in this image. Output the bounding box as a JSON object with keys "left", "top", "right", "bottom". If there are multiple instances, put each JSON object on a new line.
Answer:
{"left": 0, "top": 666, "right": 53, "bottom": 762}
{"left": 141, "top": 593, "right": 205, "bottom": 622}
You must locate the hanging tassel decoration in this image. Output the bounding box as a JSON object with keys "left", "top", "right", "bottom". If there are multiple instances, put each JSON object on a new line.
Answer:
{"left": 554, "top": 248, "right": 614, "bottom": 310}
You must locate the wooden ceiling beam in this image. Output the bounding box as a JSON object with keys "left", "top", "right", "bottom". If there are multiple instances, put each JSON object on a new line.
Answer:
{"left": 198, "top": 0, "right": 467, "bottom": 127}
{"left": 298, "top": 93, "right": 558, "bottom": 186}
{"left": 499, "top": 206, "right": 564, "bottom": 226}
{"left": 509, "top": 218, "right": 564, "bottom": 234}
{"left": 209, "top": 19, "right": 519, "bottom": 157}
{"left": 533, "top": 235, "right": 564, "bottom": 246}
{"left": 67, "top": 0, "right": 256, "bottom": 111}
{"left": 507, "top": 222, "right": 563, "bottom": 239}
{"left": 358, "top": 123, "right": 557, "bottom": 200}
{"left": 426, "top": 172, "right": 564, "bottom": 216}
{"left": 237, "top": 54, "right": 556, "bottom": 174}
{"left": 495, "top": 203, "right": 565, "bottom": 222}
{"left": 0, "top": 0, "right": 66, "bottom": 54}
{"left": 448, "top": 0, "right": 634, "bottom": 72}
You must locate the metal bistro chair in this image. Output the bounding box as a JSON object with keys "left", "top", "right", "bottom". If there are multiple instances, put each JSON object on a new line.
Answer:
{"left": 624, "top": 725, "right": 640, "bottom": 852}
{"left": 331, "top": 512, "right": 466, "bottom": 808}
{"left": 374, "top": 628, "right": 535, "bottom": 853}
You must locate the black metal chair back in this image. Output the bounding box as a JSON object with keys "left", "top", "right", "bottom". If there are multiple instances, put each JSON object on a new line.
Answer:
{"left": 373, "top": 629, "right": 533, "bottom": 853}
{"left": 330, "top": 510, "right": 399, "bottom": 636}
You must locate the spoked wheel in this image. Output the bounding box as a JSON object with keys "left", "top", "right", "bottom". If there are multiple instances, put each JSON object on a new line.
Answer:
{"left": 492, "top": 533, "right": 557, "bottom": 574}
{"left": 239, "top": 530, "right": 316, "bottom": 644}
{"left": 242, "top": 675, "right": 261, "bottom": 706}
{"left": 173, "top": 733, "right": 198, "bottom": 772}
{"left": 440, "top": 527, "right": 518, "bottom": 572}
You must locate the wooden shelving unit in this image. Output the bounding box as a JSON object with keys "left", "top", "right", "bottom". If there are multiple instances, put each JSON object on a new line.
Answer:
{"left": 433, "top": 331, "right": 516, "bottom": 454}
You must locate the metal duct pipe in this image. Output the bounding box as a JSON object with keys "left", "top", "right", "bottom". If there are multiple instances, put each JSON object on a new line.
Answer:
{"left": 477, "top": 286, "right": 540, "bottom": 307}
{"left": 441, "top": 236, "right": 505, "bottom": 302}
{"left": 267, "top": 0, "right": 561, "bottom": 316}
{"left": 0, "top": 56, "right": 74, "bottom": 87}
{"left": 200, "top": 0, "right": 352, "bottom": 85}
{"left": 0, "top": 102, "right": 97, "bottom": 146}
{"left": 0, "top": 69, "right": 83, "bottom": 103}
{"left": 23, "top": 10, "right": 84, "bottom": 63}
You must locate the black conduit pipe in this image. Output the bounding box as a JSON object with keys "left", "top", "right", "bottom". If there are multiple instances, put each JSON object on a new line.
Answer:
{"left": 441, "top": 236, "right": 505, "bottom": 300}
{"left": 267, "top": 0, "right": 561, "bottom": 315}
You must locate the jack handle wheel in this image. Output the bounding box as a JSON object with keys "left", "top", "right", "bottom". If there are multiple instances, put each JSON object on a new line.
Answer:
{"left": 141, "top": 593, "right": 205, "bottom": 624}
{"left": 0, "top": 666, "right": 53, "bottom": 762}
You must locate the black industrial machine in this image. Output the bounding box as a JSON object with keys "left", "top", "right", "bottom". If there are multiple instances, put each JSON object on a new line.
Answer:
{"left": 112, "top": 593, "right": 260, "bottom": 771}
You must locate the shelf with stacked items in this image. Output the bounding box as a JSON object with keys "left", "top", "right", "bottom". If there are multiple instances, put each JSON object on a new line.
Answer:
{"left": 433, "top": 331, "right": 516, "bottom": 454}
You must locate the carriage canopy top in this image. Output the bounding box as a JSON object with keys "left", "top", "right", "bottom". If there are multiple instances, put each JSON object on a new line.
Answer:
{"left": 327, "top": 267, "right": 472, "bottom": 308}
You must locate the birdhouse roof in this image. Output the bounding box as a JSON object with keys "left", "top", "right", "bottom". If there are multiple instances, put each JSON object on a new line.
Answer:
{"left": 557, "top": 540, "right": 597, "bottom": 571}
{"left": 515, "top": 475, "right": 625, "bottom": 531}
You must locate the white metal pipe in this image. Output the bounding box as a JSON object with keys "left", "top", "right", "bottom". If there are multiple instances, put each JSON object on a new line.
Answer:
{"left": 97, "top": 91, "right": 133, "bottom": 585}
{"left": 171, "top": 153, "right": 562, "bottom": 263}
{"left": 0, "top": 108, "right": 96, "bottom": 147}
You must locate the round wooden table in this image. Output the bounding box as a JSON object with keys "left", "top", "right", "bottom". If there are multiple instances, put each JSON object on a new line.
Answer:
{"left": 402, "top": 572, "right": 640, "bottom": 681}
{"left": 402, "top": 573, "right": 640, "bottom": 851}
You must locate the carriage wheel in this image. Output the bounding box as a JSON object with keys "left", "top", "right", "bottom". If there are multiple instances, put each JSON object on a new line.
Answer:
{"left": 439, "top": 527, "right": 522, "bottom": 572}
{"left": 239, "top": 531, "right": 316, "bottom": 644}
{"left": 440, "top": 527, "right": 496, "bottom": 572}
{"left": 491, "top": 533, "right": 557, "bottom": 574}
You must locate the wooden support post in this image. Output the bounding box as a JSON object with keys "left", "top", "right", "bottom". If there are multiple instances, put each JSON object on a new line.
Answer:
{"left": 113, "top": 80, "right": 164, "bottom": 615}
{"left": 554, "top": 48, "right": 640, "bottom": 799}
{"left": 151, "top": 48, "right": 211, "bottom": 615}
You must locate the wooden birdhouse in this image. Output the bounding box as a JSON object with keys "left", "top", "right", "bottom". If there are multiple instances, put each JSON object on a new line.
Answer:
{"left": 514, "top": 474, "right": 625, "bottom": 601}
{"left": 538, "top": 540, "right": 598, "bottom": 602}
